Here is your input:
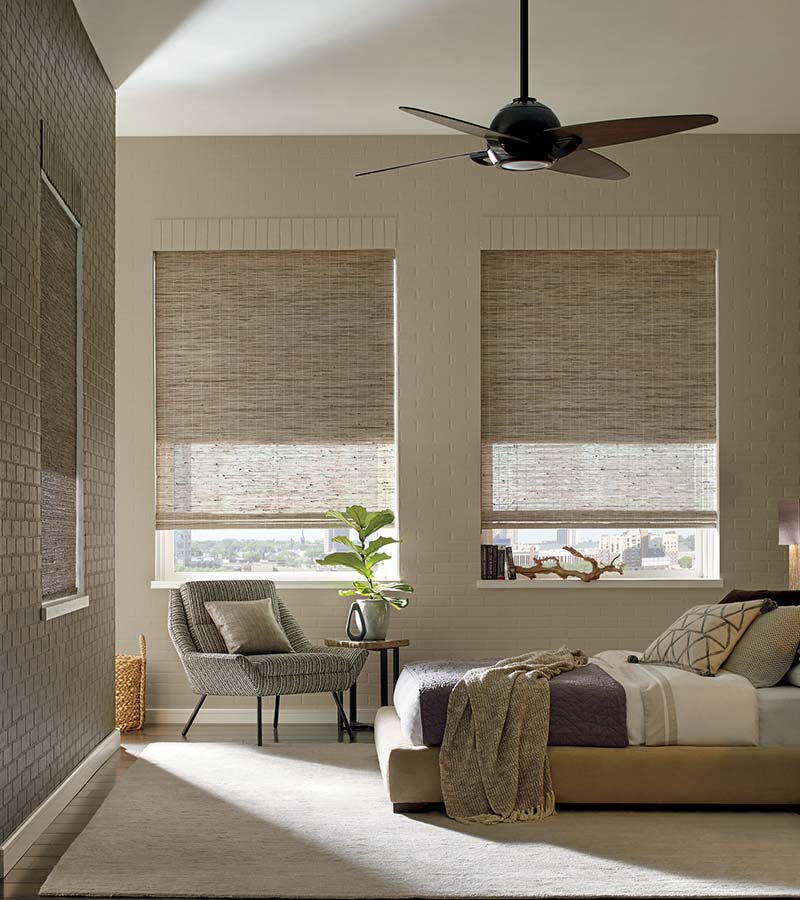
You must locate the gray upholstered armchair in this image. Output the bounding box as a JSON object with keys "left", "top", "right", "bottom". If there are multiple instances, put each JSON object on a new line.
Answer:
{"left": 167, "top": 580, "right": 368, "bottom": 743}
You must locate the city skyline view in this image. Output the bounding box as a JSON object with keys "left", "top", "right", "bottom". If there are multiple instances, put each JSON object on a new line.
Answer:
{"left": 170, "top": 525, "right": 710, "bottom": 577}
{"left": 172, "top": 527, "right": 399, "bottom": 576}
{"left": 491, "top": 527, "right": 701, "bottom": 574}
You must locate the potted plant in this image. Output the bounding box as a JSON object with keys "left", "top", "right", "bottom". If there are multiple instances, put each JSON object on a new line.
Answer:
{"left": 316, "top": 506, "right": 413, "bottom": 641}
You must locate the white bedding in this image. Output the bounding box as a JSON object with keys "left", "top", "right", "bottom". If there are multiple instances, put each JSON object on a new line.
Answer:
{"left": 757, "top": 685, "right": 800, "bottom": 747}
{"left": 592, "top": 651, "right": 759, "bottom": 746}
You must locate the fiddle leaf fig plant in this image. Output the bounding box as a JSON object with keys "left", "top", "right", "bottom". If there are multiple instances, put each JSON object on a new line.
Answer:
{"left": 315, "top": 506, "right": 413, "bottom": 609}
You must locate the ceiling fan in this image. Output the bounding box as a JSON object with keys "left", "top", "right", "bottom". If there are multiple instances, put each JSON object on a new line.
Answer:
{"left": 356, "top": 0, "right": 717, "bottom": 179}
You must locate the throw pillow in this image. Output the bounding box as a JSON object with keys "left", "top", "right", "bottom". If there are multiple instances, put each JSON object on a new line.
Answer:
{"left": 785, "top": 663, "right": 800, "bottom": 687}
{"left": 205, "top": 599, "right": 294, "bottom": 655}
{"left": 721, "top": 606, "right": 800, "bottom": 687}
{"left": 634, "top": 598, "right": 776, "bottom": 677}
{"left": 720, "top": 588, "right": 800, "bottom": 607}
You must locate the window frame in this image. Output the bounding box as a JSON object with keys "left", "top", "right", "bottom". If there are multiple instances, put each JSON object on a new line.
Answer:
{"left": 479, "top": 243, "right": 720, "bottom": 586}
{"left": 151, "top": 240, "right": 400, "bottom": 588}
{"left": 39, "top": 172, "right": 89, "bottom": 620}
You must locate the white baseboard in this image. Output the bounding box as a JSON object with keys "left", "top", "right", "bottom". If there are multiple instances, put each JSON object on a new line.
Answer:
{"left": 146, "top": 706, "right": 377, "bottom": 726}
{"left": 1, "top": 729, "right": 120, "bottom": 877}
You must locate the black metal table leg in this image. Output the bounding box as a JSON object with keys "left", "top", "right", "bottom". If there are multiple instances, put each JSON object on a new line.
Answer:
{"left": 380, "top": 649, "right": 389, "bottom": 707}
{"left": 257, "top": 696, "right": 263, "bottom": 747}
{"left": 322, "top": 641, "right": 408, "bottom": 732}
{"left": 349, "top": 674, "right": 374, "bottom": 732}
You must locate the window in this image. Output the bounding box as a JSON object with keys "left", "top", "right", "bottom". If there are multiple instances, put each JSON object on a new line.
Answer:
{"left": 154, "top": 249, "right": 396, "bottom": 579}
{"left": 481, "top": 250, "right": 718, "bottom": 578}
{"left": 39, "top": 174, "right": 86, "bottom": 610}
{"left": 157, "top": 525, "right": 399, "bottom": 582}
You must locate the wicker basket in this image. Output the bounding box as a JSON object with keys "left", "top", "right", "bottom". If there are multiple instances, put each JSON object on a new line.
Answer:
{"left": 115, "top": 635, "right": 146, "bottom": 732}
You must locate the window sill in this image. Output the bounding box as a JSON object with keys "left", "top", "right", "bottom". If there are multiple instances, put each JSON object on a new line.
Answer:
{"left": 151, "top": 577, "right": 367, "bottom": 591}
{"left": 476, "top": 578, "right": 723, "bottom": 590}
{"left": 41, "top": 594, "right": 90, "bottom": 620}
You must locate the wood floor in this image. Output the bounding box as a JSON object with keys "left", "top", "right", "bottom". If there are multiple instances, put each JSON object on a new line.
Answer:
{"left": 1, "top": 722, "right": 359, "bottom": 899}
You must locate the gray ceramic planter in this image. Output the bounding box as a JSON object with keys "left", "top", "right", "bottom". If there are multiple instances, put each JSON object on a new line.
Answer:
{"left": 346, "top": 598, "right": 390, "bottom": 641}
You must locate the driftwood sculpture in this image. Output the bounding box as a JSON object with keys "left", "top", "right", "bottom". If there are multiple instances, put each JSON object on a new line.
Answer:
{"left": 515, "top": 546, "right": 624, "bottom": 583}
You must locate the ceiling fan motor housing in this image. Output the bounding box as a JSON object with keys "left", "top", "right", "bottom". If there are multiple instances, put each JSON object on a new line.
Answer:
{"left": 486, "top": 99, "right": 576, "bottom": 170}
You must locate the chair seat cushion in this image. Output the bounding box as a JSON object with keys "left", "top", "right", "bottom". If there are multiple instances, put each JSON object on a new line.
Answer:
{"left": 247, "top": 647, "right": 365, "bottom": 677}
{"left": 245, "top": 646, "right": 369, "bottom": 696}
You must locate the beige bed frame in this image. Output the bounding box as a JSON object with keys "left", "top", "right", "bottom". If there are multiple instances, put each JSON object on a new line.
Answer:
{"left": 375, "top": 707, "right": 800, "bottom": 813}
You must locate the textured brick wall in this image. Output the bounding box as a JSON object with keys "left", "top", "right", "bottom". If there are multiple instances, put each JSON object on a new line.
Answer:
{"left": 115, "top": 134, "right": 800, "bottom": 718}
{"left": 0, "top": 0, "right": 115, "bottom": 841}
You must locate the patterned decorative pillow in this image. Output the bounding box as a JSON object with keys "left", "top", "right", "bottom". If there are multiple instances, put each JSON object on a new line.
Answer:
{"left": 634, "top": 598, "right": 776, "bottom": 677}
{"left": 721, "top": 606, "right": 800, "bottom": 687}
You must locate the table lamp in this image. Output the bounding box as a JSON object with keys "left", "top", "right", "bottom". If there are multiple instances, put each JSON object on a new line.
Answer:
{"left": 778, "top": 499, "right": 800, "bottom": 589}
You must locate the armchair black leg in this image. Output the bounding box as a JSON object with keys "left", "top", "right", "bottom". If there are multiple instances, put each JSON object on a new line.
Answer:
{"left": 331, "top": 691, "right": 355, "bottom": 741}
{"left": 181, "top": 694, "right": 207, "bottom": 738}
{"left": 273, "top": 695, "right": 280, "bottom": 730}
{"left": 257, "top": 696, "right": 263, "bottom": 747}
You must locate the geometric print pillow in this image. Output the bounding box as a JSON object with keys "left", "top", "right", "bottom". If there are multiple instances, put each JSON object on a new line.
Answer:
{"left": 637, "top": 598, "right": 777, "bottom": 677}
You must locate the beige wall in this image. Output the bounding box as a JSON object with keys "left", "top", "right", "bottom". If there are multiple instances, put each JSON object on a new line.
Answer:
{"left": 116, "top": 134, "right": 800, "bottom": 718}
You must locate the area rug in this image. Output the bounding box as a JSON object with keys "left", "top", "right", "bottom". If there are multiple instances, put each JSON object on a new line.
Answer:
{"left": 41, "top": 741, "right": 800, "bottom": 898}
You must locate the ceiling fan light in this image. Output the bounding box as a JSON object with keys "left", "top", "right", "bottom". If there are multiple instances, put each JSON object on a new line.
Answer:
{"left": 498, "top": 159, "right": 552, "bottom": 171}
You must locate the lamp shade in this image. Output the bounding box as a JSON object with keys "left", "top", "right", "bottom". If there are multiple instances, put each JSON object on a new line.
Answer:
{"left": 778, "top": 499, "right": 800, "bottom": 545}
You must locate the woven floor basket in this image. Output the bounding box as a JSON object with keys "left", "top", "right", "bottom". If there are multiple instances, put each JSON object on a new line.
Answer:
{"left": 115, "top": 635, "right": 146, "bottom": 732}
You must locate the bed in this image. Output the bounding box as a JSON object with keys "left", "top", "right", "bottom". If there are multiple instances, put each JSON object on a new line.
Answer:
{"left": 376, "top": 651, "right": 800, "bottom": 812}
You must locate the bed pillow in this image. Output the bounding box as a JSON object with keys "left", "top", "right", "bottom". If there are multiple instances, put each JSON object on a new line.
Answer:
{"left": 634, "top": 598, "right": 776, "bottom": 677}
{"left": 205, "top": 599, "right": 294, "bottom": 655}
{"left": 720, "top": 588, "right": 800, "bottom": 607}
{"left": 785, "top": 663, "right": 800, "bottom": 687}
{"left": 721, "top": 606, "right": 800, "bottom": 687}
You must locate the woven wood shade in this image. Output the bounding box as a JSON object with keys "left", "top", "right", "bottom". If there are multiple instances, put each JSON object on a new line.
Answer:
{"left": 155, "top": 250, "right": 395, "bottom": 529}
{"left": 40, "top": 184, "right": 78, "bottom": 599}
{"left": 481, "top": 250, "right": 717, "bottom": 529}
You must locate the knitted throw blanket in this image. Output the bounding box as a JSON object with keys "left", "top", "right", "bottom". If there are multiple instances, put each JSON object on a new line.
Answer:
{"left": 439, "top": 647, "right": 588, "bottom": 824}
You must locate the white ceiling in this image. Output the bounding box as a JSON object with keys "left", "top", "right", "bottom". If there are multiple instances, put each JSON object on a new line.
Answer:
{"left": 75, "top": 0, "right": 800, "bottom": 136}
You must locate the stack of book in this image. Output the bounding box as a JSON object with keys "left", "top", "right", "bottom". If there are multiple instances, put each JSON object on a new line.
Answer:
{"left": 480, "top": 545, "right": 517, "bottom": 580}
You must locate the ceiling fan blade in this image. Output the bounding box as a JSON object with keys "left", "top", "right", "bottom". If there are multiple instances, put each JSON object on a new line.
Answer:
{"left": 399, "top": 107, "right": 527, "bottom": 144}
{"left": 546, "top": 114, "right": 718, "bottom": 149}
{"left": 355, "top": 151, "right": 486, "bottom": 177}
{"left": 549, "top": 149, "right": 629, "bottom": 180}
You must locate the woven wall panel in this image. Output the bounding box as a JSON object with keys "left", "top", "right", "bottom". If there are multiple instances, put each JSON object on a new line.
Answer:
{"left": 155, "top": 249, "right": 395, "bottom": 529}
{"left": 481, "top": 249, "right": 717, "bottom": 529}
{"left": 39, "top": 184, "right": 78, "bottom": 600}
{"left": 1, "top": 0, "right": 115, "bottom": 846}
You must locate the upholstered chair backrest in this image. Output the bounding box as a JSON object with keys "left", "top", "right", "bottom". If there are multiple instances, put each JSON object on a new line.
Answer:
{"left": 177, "top": 580, "right": 312, "bottom": 654}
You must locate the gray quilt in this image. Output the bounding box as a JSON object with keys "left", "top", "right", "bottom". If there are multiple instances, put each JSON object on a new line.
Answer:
{"left": 403, "top": 658, "right": 628, "bottom": 747}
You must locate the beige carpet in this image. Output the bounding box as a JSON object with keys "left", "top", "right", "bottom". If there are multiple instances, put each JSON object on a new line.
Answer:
{"left": 41, "top": 741, "right": 800, "bottom": 898}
